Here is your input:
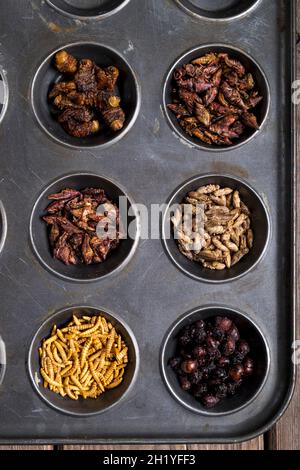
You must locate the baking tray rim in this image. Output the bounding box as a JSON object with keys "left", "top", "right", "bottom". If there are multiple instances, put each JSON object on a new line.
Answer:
{"left": 0, "top": 0, "right": 296, "bottom": 445}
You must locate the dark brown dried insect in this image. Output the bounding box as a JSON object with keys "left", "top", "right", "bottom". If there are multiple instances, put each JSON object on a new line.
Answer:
{"left": 48, "top": 50, "right": 126, "bottom": 138}
{"left": 168, "top": 316, "right": 255, "bottom": 409}
{"left": 42, "top": 187, "right": 120, "bottom": 266}
{"left": 168, "top": 51, "right": 263, "bottom": 146}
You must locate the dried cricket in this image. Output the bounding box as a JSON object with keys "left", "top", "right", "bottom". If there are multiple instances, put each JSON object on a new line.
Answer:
{"left": 172, "top": 184, "right": 253, "bottom": 270}
{"left": 49, "top": 49, "right": 125, "bottom": 138}
{"left": 167, "top": 52, "right": 263, "bottom": 146}
{"left": 39, "top": 314, "right": 128, "bottom": 400}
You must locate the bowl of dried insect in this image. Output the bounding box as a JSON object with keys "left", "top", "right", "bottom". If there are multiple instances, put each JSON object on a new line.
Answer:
{"left": 174, "top": 0, "right": 262, "bottom": 21}
{"left": 31, "top": 42, "right": 141, "bottom": 149}
{"left": 29, "top": 172, "right": 140, "bottom": 282}
{"left": 163, "top": 44, "right": 270, "bottom": 151}
{"left": 28, "top": 306, "right": 139, "bottom": 416}
{"left": 161, "top": 305, "right": 270, "bottom": 416}
{"left": 162, "top": 174, "right": 271, "bottom": 283}
{"left": 46, "top": 0, "right": 131, "bottom": 20}
{"left": 160, "top": 305, "right": 270, "bottom": 416}
{"left": 0, "top": 200, "right": 7, "bottom": 255}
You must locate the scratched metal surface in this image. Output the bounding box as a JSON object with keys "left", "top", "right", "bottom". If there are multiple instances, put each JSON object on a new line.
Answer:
{"left": 0, "top": 0, "right": 295, "bottom": 443}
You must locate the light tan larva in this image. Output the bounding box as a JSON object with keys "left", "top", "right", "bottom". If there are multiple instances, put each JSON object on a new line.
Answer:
{"left": 40, "top": 314, "right": 128, "bottom": 400}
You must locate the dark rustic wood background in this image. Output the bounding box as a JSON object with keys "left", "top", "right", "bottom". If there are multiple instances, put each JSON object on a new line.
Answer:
{"left": 0, "top": 1, "right": 299, "bottom": 452}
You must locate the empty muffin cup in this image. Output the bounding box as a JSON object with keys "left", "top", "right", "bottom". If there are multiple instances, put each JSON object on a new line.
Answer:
{"left": 161, "top": 305, "right": 270, "bottom": 416}
{"left": 31, "top": 42, "right": 141, "bottom": 149}
{"left": 162, "top": 173, "right": 271, "bottom": 283}
{"left": 0, "top": 66, "right": 9, "bottom": 126}
{"left": 163, "top": 43, "right": 270, "bottom": 152}
{"left": 46, "top": 0, "right": 131, "bottom": 19}
{"left": 0, "top": 200, "right": 7, "bottom": 255}
{"left": 174, "top": 0, "right": 262, "bottom": 21}
{"left": 28, "top": 305, "right": 139, "bottom": 416}
{"left": 29, "top": 172, "right": 140, "bottom": 282}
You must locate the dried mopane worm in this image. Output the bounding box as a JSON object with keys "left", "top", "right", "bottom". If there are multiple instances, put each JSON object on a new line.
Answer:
{"left": 172, "top": 185, "right": 254, "bottom": 271}
{"left": 49, "top": 50, "right": 126, "bottom": 138}
{"left": 39, "top": 315, "right": 128, "bottom": 400}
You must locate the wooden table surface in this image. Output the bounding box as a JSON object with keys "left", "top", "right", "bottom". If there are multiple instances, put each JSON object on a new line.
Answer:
{"left": 0, "top": 2, "right": 299, "bottom": 452}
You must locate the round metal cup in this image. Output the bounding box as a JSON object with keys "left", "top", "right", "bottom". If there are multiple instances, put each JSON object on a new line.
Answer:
{"left": 0, "top": 200, "right": 7, "bottom": 255}
{"left": 46, "top": 0, "right": 131, "bottom": 20}
{"left": 28, "top": 305, "right": 139, "bottom": 416}
{"left": 162, "top": 173, "right": 271, "bottom": 283}
{"left": 29, "top": 172, "right": 140, "bottom": 282}
{"left": 161, "top": 305, "right": 270, "bottom": 416}
{"left": 0, "top": 335, "right": 6, "bottom": 387}
{"left": 0, "top": 67, "right": 9, "bottom": 126}
{"left": 31, "top": 42, "right": 141, "bottom": 149}
{"left": 174, "top": 0, "right": 262, "bottom": 21}
{"left": 163, "top": 43, "right": 270, "bottom": 152}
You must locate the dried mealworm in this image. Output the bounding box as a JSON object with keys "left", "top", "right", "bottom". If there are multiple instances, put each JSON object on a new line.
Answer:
{"left": 39, "top": 314, "right": 128, "bottom": 400}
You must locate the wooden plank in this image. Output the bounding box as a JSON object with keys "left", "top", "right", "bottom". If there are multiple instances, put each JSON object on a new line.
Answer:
{"left": 188, "top": 436, "right": 264, "bottom": 451}
{"left": 62, "top": 445, "right": 187, "bottom": 450}
{"left": 0, "top": 446, "right": 53, "bottom": 450}
{"left": 63, "top": 438, "right": 263, "bottom": 450}
{"left": 265, "top": 0, "right": 300, "bottom": 450}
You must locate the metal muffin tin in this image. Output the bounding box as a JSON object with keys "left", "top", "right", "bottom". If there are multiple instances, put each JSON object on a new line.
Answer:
{"left": 0, "top": 0, "right": 296, "bottom": 444}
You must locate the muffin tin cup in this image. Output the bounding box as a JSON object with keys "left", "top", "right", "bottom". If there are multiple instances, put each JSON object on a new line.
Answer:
{"left": 29, "top": 172, "right": 140, "bottom": 283}
{"left": 160, "top": 305, "right": 270, "bottom": 416}
{"left": 0, "top": 200, "right": 7, "bottom": 255}
{"left": 31, "top": 41, "right": 141, "bottom": 149}
{"left": 174, "top": 0, "right": 262, "bottom": 22}
{"left": 28, "top": 305, "right": 140, "bottom": 416}
{"left": 0, "top": 335, "right": 6, "bottom": 387}
{"left": 0, "top": 66, "right": 9, "bottom": 126}
{"left": 163, "top": 43, "right": 270, "bottom": 152}
{"left": 46, "top": 0, "right": 131, "bottom": 20}
{"left": 162, "top": 173, "right": 271, "bottom": 283}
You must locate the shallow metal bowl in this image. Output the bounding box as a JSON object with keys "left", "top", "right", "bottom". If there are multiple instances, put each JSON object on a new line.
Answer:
{"left": 29, "top": 172, "right": 140, "bottom": 282}
{"left": 0, "top": 200, "right": 7, "bottom": 255}
{"left": 162, "top": 173, "right": 271, "bottom": 283}
{"left": 161, "top": 305, "right": 270, "bottom": 416}
{"left": 174, "top": 0, "right": 262, "bottom": 21}
{"left": 0, "top": 67, "right": 9, "bottom": 126}
{"left": 31, "top": 42, "right": 141, "bottom": 149}
{"left": 46, "top": 0, "right": 131, "bottom": 20}
{"left": 163, "top": 43, "right": 270, "bottom": 152}
{"left": 28, "top": 305, "right": 139, "bottom": 416}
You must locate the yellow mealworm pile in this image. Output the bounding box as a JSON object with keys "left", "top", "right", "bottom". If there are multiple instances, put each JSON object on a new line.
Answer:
{"left": 39, "top": 314, "right": 128, "bottom": 400}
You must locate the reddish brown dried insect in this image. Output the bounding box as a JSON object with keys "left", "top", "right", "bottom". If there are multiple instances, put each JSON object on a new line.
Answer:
{"left": 168, "top": 51, "right": 263, "bottom": 146}
{"left": 42, "top": 188, "right": 120, "bottom": 266}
